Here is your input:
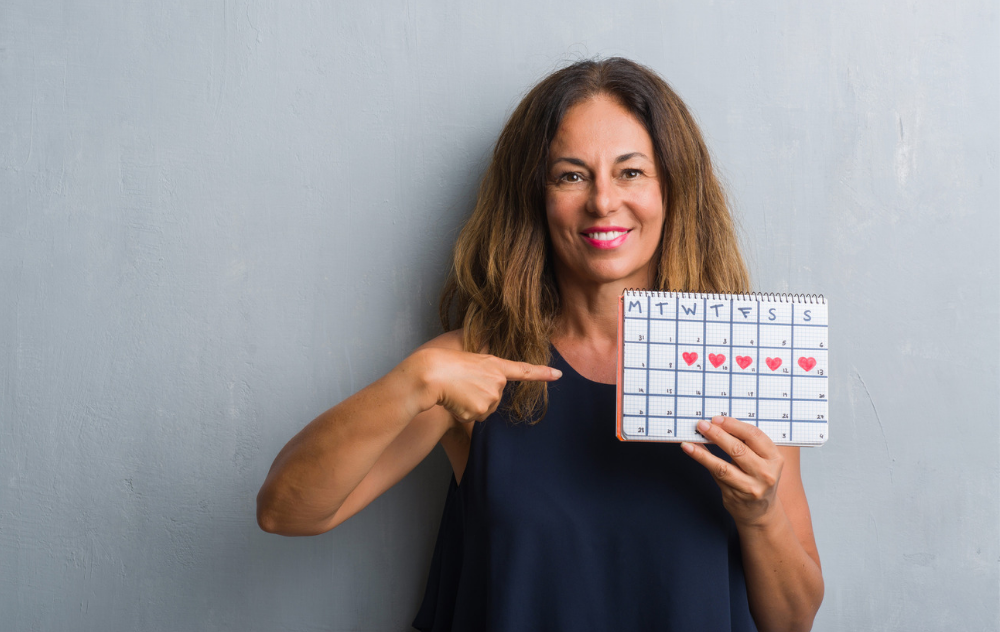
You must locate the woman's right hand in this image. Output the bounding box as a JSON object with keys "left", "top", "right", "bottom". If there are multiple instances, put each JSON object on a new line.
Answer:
{"left": 256, "top": 332, "right": 561, "bottom": 536}
{"left": 404, "top": 348, "right": 562, "bottom": 423}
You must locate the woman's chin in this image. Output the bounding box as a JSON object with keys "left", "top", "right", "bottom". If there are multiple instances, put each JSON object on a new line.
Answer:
{"left": 570, "top": 267, "right": 653, "bottom": 289}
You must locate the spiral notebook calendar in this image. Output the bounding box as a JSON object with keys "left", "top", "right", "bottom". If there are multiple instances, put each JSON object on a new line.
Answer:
{"left": 616, "top": 290, "right": 829, "bottom": 446}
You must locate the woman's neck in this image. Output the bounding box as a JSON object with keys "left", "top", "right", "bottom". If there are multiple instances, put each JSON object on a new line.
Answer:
{"left": 553, "top": 283, "right": 621, "bottom": 345}
{"left": 551, "top": 271, "right": 654, "bottom": 384}
{"left": 551, "top": 265, "right": 655, "bottom": 346}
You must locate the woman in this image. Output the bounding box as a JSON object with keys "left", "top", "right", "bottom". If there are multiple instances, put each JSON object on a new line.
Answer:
{"left": 257, "top": 58, "right": 823, "bottom": 631}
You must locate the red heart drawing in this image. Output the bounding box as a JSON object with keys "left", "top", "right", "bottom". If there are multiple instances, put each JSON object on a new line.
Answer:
{"left": 736, "top": 355, "right": 752, "bottom": 369}
{"left": 682, "top": 352, "right": 698, "bottom": 366}
{"left": 798, "top": 357, "right": 817, "bottom": 372}
{"left": 765, "top": 357, "right": 782, "bottom": 371}
{"left": 709, "top": 353, "right": 725, "bottom": 368}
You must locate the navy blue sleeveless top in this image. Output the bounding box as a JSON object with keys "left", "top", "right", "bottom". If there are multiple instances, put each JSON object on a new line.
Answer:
{"left": 413, "top": 348, "right": 758, "bottom": 631}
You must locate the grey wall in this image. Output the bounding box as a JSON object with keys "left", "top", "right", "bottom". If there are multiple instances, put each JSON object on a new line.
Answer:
{"left": 2, "top": 1, "right": 997, "bottom": 630}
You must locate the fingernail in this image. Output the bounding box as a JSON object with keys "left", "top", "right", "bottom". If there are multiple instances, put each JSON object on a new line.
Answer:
{"left": 696, "top": 420, "right": 710, "bottom": 433}
{"left": 551, "top": 369, "right": 562, "bottom": 378}
{"left": 681, "top": 442, "right": 694, "bottom": 454}
{"left": 712, "top": 416, "right": 725, "bottom": 424}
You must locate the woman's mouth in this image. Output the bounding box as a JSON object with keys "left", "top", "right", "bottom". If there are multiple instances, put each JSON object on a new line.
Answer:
{"left": 581, "top": 227, "right": 631, "bottom": 249}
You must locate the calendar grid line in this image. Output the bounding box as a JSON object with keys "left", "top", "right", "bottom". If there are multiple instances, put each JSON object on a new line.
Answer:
{"left": 674, "top": 298, "right": 679, "bottom": 438}
{"left": 620, "top": 341, "right": 826, "bottom": 352}
{"left": 632, "top": 369, "right": 828, "bottom": 379}
{"left": 701, "top": 298, "right": 706, "bottom": 429}
{"left": 623, "top": 392, "right": 825, "bottom": 402}
{"left": 624, "top": 414, "right": 829, "bottom": 423}
{"left": 728, "top": 299, "right": 733, "bottom": 421}
{"left": 623, "top": 316, "right": 828, "bottom": 328}
{"left": 790, "top": 304, "right": 795, "bottom": 442}
{"left": 644, "top": 301, "right": 650, "bottom": 437}
{"left": 754, "top": 304, "right": 760, "bottom": 427}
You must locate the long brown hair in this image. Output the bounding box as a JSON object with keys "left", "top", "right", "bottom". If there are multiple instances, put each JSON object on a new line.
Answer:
{"left": 440, "top": 57, "right": 750, "bottom": 422}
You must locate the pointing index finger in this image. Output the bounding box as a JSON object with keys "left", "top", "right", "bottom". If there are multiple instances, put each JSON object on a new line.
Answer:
{"left": 496, "top": 358, "right": 562, "bottom": 382}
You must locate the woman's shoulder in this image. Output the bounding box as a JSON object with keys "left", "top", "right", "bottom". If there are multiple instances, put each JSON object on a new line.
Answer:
{"left": 417, "top": 328, "right": 465, "bottom": 352}
{"left": 416, "top": 328, "right": 490, "bottom": 355}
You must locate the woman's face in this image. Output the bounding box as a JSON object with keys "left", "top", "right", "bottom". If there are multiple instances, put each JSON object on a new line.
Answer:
{"left": 545, "top": 94, "right": 664, "bottom": 292}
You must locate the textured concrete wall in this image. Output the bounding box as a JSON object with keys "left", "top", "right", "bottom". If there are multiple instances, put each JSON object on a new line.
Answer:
{"left": 1, "top": 1, "right": 997, "bottom": 630}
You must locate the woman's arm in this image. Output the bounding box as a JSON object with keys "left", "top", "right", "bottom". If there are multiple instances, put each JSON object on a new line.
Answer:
{"left": 682, "top": 418, "right": 824, "bottom": 632}
{"left": 255, "top": 331, "right": 561, "bottom": 536}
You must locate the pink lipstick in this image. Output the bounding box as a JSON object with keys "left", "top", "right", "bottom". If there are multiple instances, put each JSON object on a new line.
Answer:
{"left": 581, "top": 226, "right": 631, "bottom": 249}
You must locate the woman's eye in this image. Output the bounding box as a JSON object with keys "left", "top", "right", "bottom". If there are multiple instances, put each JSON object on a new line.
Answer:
{"left": 622, "top": 169, "right": 642, "bottom": 179}
{"left": 559, "top": 172, "right": 583, "bottom": 183}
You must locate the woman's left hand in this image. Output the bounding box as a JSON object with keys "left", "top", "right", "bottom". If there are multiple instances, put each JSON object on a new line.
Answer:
{"left": 681, "top": 416, "right": 784, "bottom": 528}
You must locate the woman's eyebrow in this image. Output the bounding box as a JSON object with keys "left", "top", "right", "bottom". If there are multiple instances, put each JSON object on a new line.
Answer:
{"left": 614, "top": 152, "right": 649, "bottom": 163}
{"left": 550, "top": 152, "right": 650, "bottom": 168}
{"left": 550, "top": 157, "right": 588, "bottom": 168}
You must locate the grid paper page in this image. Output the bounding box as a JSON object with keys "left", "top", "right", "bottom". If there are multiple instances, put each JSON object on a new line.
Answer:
{"left": 617, "top": 291, "right": 829, "bottom": 446}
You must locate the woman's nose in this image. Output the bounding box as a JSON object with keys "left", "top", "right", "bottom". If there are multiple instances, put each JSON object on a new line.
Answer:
{"left": 587, "top": 173, "right": 620, "bottom": 217}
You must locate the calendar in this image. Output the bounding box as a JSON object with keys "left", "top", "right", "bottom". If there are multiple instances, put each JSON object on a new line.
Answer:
{"left": 615, "top": 290, "right": 829, "bottom": 446}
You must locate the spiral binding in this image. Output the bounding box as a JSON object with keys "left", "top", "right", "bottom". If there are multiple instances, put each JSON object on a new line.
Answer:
{"left": 622, "top": 289, "right": 826, "bottom": 304}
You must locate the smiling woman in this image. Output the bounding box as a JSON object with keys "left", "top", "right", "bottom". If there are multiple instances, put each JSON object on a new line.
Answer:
{"left": 257, "top": 58, "right": 823, "bottom": 632}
